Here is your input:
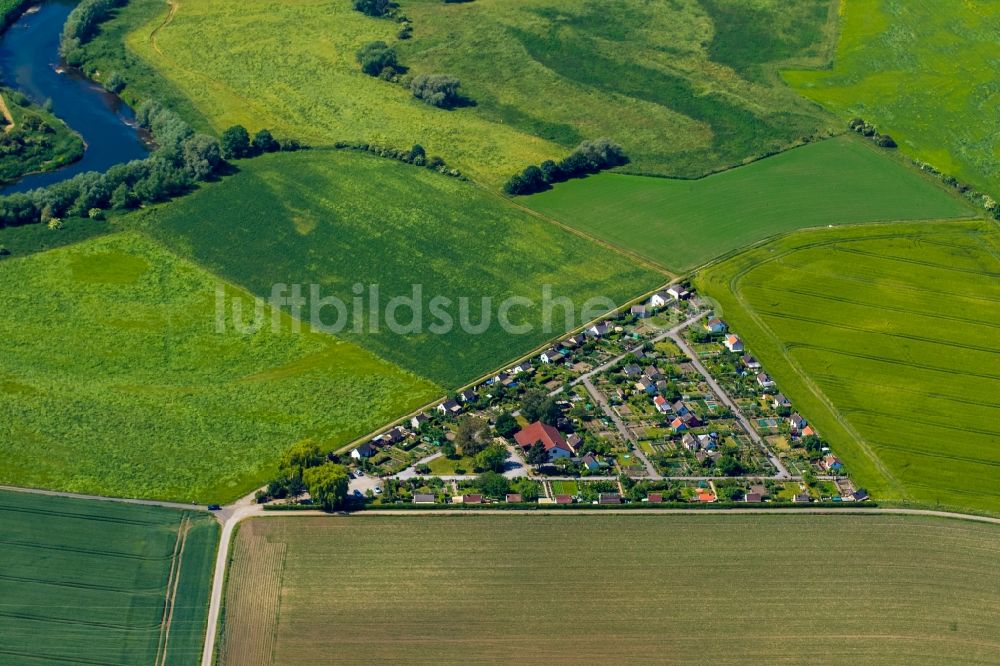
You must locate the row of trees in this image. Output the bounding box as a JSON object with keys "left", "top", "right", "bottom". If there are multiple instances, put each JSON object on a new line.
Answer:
{"left": 60, "top": 0, "right": 128, "bottom": 65}
{"left": 256, "top": 439, "right": 350, "bottom": 510}
{"left": 0, "top": 100, "right": 227, "bottom": 228}
{"left": 848, "top": 118, "right": 897, "bottom": 148}
{"left": 333, "top": 140, "right": 461, "bottom": 177}
{"left": 0, "top": 112, "right": 302, "bottom": 229}
{"left": 503, "top": 138, "right": 629, "bottom": 195}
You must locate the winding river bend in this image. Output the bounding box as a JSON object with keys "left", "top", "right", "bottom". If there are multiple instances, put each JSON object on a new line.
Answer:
{"left": 0, "top": 0, "right": 149, "bottom": 193}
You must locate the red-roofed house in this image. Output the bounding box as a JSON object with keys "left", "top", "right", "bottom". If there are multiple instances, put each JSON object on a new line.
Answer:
{"left": 514, "top": 422, "right": 573, "bottom": 460}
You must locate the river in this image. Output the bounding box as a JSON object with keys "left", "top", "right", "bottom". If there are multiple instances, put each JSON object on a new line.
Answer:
{"left": 0, "top": 0, "right": 150, "bottom": 193}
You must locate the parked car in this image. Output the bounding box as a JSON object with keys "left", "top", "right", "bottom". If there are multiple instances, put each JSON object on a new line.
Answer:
{"left": 207, "top": 504, "right": 221, "bottom": 511}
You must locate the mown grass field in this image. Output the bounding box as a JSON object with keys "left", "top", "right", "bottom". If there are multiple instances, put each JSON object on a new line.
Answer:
{"left": 87, "top": 0, "right": 840, "bottom": 185}
{"left": 218, "top": 514, "right": 1000, "bottom": 664}
{"left": 784, "top": 0, "right": 1000, "bottom": 196}
{"left": 145, "top": 150, "right": 661, "bottom": 388}
{"left": 526, "top": 137, "right": 975, "bottom": 272}
{"left": 695, "top": 221, "right": 1000, "bottom": 515}
{"left": 0, "top": 490, "right": 219, "bottom": 665}
{"left": 0, "top": 231, "right": 438, "bottom": 502}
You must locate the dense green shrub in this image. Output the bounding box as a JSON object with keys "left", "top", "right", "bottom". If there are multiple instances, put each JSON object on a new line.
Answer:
{"left": 504, "top": 138, "right": 628, "bottom": 195}
{"left": 356, "top": 41, "right": 400, "bottom": 78}
{"left": 353, "top": 0, "right": 393, "bottom": 17}
{"left": 409, "top": 74, "right": 463, "bottom": 108}
{"left": 59, "top": 0, "right": 128, "bottom": 64}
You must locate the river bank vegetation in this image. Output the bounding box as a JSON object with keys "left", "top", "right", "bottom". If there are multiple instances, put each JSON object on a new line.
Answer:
{"left": 0, "top": 87, "right": 84, "bottom": 185}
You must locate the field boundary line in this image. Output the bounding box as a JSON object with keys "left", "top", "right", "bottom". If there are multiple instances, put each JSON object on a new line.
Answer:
{"left": 155, "top": 514, "right": 191, "bottom": 666}
{"left": 478, "top": 181, "right": 675, "bottom": 279}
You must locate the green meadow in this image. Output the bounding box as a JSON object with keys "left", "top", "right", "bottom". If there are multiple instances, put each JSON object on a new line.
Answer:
{"left": 526, "top": 137, "right": 973, "bottom": 272}
{"left": 696, "top": 221, "right": 1000, "bottom": 515}
{"left": 146, "top": 150, "right": 660, "bottom": 388}
{"left": 784, "top": 0, "right": 1000, "bottom": 196}
{"left": 0, "top": 490, "right": 218, "bottom": 665}
{"left": 0, "top": 232, "right": 438, "bottom": 502}
{"left": 84, "top": 0, "right": 840, "bottom": 185}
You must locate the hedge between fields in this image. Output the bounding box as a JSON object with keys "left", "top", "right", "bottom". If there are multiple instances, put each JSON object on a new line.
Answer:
{"left": 264, "top": 501, "right": 878, "bottom": 513}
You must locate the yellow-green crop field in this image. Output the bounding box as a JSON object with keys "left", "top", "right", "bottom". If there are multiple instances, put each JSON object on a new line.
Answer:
{"left": 784, "top": 0, "right": 1000, "bottom": 197}
{"left": 696, "top": 220, "right": 1000, "bottom": 515}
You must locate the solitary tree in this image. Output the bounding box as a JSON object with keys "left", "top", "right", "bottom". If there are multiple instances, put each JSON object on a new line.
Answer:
{"left": 455, "top": 415, "right": 489, "bottom": 456}
{"left": 220, "top": 125, "right": 251, "bottom": 159}
{"left": 303, "top": 463, "right": 350, "bottom": 510}
{"left": 475, "top": 444, "right": 509, "bottom": 473}
{"left": 494, "top": 411, "right": 518, "bottom": 439}
{"left": 352, "top": 0, "right": 392, "bottom": 17}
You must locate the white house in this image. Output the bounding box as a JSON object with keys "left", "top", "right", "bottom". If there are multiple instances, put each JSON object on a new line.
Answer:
{"left": 667, "top": 284, "right": 689, "bottom": 300}
{"left": 724, "top": 334, "right": 744, "bottom": 353}
{"left": 540, "top": 348, "right": 564, "bottom": 364}
{"left": 649, "top": 291, "right": 671, "bottom": 308}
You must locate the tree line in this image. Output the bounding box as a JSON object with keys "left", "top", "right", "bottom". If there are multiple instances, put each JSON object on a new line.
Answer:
{"left": 0, "top": 103, "right": 296, "bottom": 229}
{"left": 60, "top": 0, "right": 128, "bottom": 65}
{"left": 503, "top": 138, "right": 629, "bottom": 195}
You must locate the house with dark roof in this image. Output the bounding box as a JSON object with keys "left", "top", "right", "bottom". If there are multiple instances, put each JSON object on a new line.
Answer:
{"left": 741, "top": 354, "right": 761, "bottom": 370}
{"left": 744, "top": 492, "right": 763, "bottom": 503}
{"left": 667, "top": 284, "right": 689, "bottom": 300}
{"left": 437, "top": 399, "right": 461, "bottom": 415}
{"left": 540, "top": 348, "right": 565, "bottom": 364}
{"left": 581, "top": 453, "right": 601, "bottom": 472}
{"left": 636, "top": 378, "right": 656, "bottom": 394}
{"left": 586, "top": 322, "right": 611, "bottom": 338}
{"left": 413, "top": 493, "right": 435, "bottom": 504}
{"left": 772, "top": 394, "right": 792, "bottom": 409}
{"left": 514, "top": 422, "right": 573, "bottom": 460}
{"left": 623, "top": 363, "right": 642, "bottom": 378}
{"left": 410, "top": 413, "right": 431, "bottom": 429}
{"left": 792, "top": 493, "right": 811, "bottom": 503}
{"left": 599, "top": 493, "right": 622, "bottom": 504}
{"left": 458, "top": 388, "right": 477, "bottom": 403}
{"left": 643, "top": 365, "right": 662, "bottom": 380}
{"left": 350, "top": 442, "right": 376, "bottom": 460}
{"left": 704, "top": 318, "right": 726, "bottom": 334}
{"left": 681, "top": 433, "right": 699, "bottom": 451}
{"left": 756, "top": 373, "right": 776, "bottom": 388}
{"left": 788, "top": 413, "right": 807, "bottom": 432}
